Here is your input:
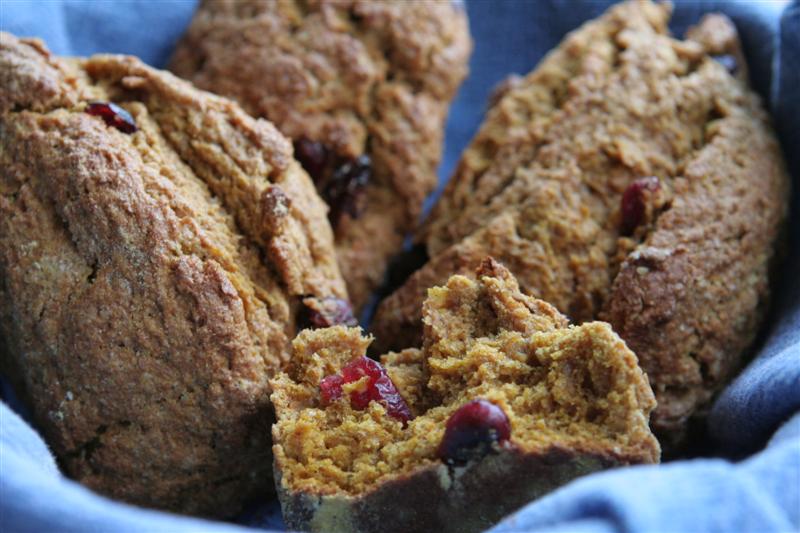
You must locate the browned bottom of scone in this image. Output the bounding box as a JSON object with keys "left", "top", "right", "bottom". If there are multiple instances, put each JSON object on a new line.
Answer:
{"left": 271, "top": 260, "right": 659, "bottom": 532}
{"left": 276, "top": 447, "right": 620, "bottom": 533}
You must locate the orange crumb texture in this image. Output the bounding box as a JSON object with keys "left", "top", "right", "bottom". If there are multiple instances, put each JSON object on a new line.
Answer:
{"left": 271, "top": 259, "right": 660, "bottom": 496}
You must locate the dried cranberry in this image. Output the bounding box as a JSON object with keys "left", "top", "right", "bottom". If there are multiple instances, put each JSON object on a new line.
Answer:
{"left": 298, "top": 297, "right": 358, "bottom": 329}
{"left": 294, "top": 138, "right": 330, "bottom": 184}
{"left": 291, "top": 138, "right": 371, "bottom": 228}
{"left": 319, "top": 373, "right": 345, "bottom": 404}
{"left": 319, "top": 356, "right": 413, "bottom": 424}
{"left": 712, "top": 54, "right": 738, "bottom": 75}
{"left": 437, "top": 399, "right": 511, "bottom": 466}
{"left": 620, "top": 176, "right": 661, "bottom": 235}
{"left": 85, "top": 102, "right": 137, "bottom": 134}
{"left": 324, "top": 155, "right": 371, "bottom": 226}
{"left": 263, "top": 186, "right": 291, "bottom": 218}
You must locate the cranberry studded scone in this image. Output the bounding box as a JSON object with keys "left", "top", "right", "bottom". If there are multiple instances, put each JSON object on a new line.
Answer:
{"left": 0, "top": 33, "right": 352, "bottom": 517}
{"left": 271, "top": 259, "right": 659, "bottom": 533}
{"left": 170, "top": 0, "right": 472, "bottom": 311}
{"left": 372, "top": 0, "right": 790, "bottom": 442}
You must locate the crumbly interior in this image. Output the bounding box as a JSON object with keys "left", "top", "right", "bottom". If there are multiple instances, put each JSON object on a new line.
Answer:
{"left": 271, "top": 260, "right": 659, "bottom": 496}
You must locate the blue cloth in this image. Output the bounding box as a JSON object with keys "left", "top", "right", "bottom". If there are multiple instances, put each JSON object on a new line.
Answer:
{"left": 1, "top": 1, "right": 799, "bottom": 532}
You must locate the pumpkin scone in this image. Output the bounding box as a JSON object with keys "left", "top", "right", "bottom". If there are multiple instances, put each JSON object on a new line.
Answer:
{"left": 0, "top": 33, "right": 352, "bottom": 517}
{"left": 271, "top": 259, "right": 659, "bottom": 533}
{"left": 170, "top": 0, "right": 472, "bottom": 311}
{"left": 371, "top": 0, "right": 790, "bottom": 443}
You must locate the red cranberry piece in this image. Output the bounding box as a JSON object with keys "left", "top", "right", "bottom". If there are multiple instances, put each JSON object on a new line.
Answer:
{"left": 339, "top": 357, "right": 383, "bottom": 410}
{"left": 712, "top": 54, "right": 738, "bottom": 75}
{"left": 294, "top": 138, "right": 330, "bottom": 184}
{"left": 298, "top": 297, "right": 358, "bottom": 329}
{"left": 620, "top": 176, "right": 661, "bottom": 235}
{"left": 85, "top": 102, "right": 137, "bottom": 134}
{"left": 292, "top": 138, "right": 371, "bottom": 228}
{"left": 319, "top": 373, "right": 345, "bottom": 404}
{"left": 437, "top": 399, "right": 511, "bottom": 466}
{"left": 319, "top": 356, "right": 413, "bottom": 424}
{"left": 324, "top": 155, "right": 371, "bottom": 227}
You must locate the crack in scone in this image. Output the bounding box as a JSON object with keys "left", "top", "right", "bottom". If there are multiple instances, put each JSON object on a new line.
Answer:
{"left": 370, "top": 1, "right": 791, "bottom": 446}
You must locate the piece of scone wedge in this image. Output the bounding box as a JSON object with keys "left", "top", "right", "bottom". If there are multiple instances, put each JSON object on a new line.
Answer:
{"left": 0, "top": 32, "right": 351, "bottom": 517}
{"left": 170, "top": 0, "right": 473, "bottom": 311}
{"left": 271, "top": 259, "right": 659, "bottom": 533}
{"left": 371, "top": 0, "right": 790, "bottom": 448}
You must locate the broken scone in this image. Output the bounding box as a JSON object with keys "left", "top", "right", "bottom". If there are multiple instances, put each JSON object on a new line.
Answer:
{"left": 271, "top": 259, "right": 660, "bottom": 533}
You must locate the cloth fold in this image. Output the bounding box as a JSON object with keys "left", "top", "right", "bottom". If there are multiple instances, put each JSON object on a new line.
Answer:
{"left": 1, "top": 1, "right": 798, "bottom": 532}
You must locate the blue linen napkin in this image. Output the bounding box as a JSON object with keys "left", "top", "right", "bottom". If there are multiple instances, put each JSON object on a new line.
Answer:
{"left": 1, "top": 1, "right": 798, "bottom": 532}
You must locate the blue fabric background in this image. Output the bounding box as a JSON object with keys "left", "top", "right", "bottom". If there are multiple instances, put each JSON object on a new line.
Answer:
{"left": 1, "top": 1, "right": 798, "bottom": 531}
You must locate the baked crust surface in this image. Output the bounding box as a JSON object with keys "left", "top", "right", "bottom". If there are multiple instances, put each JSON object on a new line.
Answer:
{"left": 170, "top": 0, "right": 472, "bottom": 309}
{"left": 371, "top": 0, "right": 790, "bottom": 439}
{"left": 0, "top": 32, "right": 346, "bottom": 516}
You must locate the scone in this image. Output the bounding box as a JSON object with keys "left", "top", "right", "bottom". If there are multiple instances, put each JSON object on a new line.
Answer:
{"left": 371, "top": 0, "right": 790, "bottom": 442}
{"left": 271, "top": 259, "right": 660, "bottom": 533}
{"left": 170, "top": 0, "right": 472, "bottom": 311}
{"left": 0, "top": 33, "right": 351, "bottom": 517}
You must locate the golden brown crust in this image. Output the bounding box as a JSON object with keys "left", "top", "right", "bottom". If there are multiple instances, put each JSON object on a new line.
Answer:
{"left": 84, "top": 54, "right": 346, "bottom": 300}
{"left": 0, "top": 32, "right": 347, "bottom": 516}
{"left": 170, "top": 0, "right": 472, "bottom": 310}
{"left": 0, "top": 35, "right": 93, "bottom": 113}
{"left": 272, "top": 261, "right": 659, "bottom": 532}
{"left": 371, "top": 1, "right": 791, "bottom": 439}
